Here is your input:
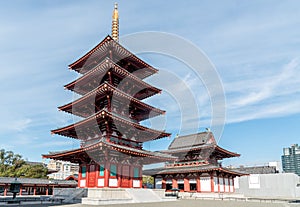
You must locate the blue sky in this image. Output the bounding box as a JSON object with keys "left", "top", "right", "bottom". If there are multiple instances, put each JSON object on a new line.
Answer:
{"left": 0, "top": 0, "right": 299, "bottom": 167}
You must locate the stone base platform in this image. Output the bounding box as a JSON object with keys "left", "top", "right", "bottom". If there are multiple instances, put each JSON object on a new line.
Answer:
{"left": 82, "top": 188, "right": 175, "bottom": 205}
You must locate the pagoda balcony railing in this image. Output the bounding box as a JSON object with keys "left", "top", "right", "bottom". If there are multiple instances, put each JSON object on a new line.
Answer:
{"left": 79, "top": 133, "right": 143, "bottom": 149}
{"left": 109, "top": 135, "right": 143, "bottom": 149}
{"left": 80, "top": 137, "right": 102, "bottom": 148}
{"left": 165, "top": 160, "right": 208, "bottom": 168}
{"left": 111, "top": 107, "right": 139, "bottom": 123}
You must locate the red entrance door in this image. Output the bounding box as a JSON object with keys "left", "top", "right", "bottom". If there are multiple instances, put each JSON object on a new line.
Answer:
{"left": 121, "top": 166, "right": 130, "bottom": 188}
{"left": 88, "top": 165, "right": 96, "bottom": 187}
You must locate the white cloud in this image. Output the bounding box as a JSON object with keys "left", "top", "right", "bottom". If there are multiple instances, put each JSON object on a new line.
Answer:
{"left": 13, "top": 118, "right": 32, "bottom": 132}
{"left": 197, "top": 56, "right": 296, "bottom": 125}
{"left": 228, "top": 58, "right": 299, "bottom": 109}
{"left": 0, "top": 118, "right": 32, "bottom": 132}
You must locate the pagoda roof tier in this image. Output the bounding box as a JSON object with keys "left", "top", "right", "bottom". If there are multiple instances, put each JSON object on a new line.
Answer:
{"left": 162, "top": 144, "right": 240, "bottom": 159}
{"left": 42, "top": 139, "right": 176, "bottom": 164}
{"left": 51, "top": 109, "right": 171, "bottom": 142}
{"left": 162, "top": 132, "right": 240, "bottom": 159}
{"left": 155, "top": 164, "right": 246, "bottom": 176}
{"left": 69, "top": 35, "right": 158, "bottom": 78}
{"left": 59, "top": 82, "right": 165, "bottom": 121}
{"left": 65, "top": 58, "right": 161, "bottom": 99}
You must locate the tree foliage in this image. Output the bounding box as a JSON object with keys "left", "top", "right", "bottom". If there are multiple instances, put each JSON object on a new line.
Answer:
{"left": 142, "top": 175, "right": 154, "bottom": 185}
{"left": 0, "top": 149, "right": 48, "bottom": 178}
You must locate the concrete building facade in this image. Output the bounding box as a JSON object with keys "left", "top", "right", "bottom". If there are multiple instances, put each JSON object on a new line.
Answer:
{"left": 47, "top": 160, "right": 79, "bottom": 180}
{"left": 282, "top": 144, "right": 300, "bottom": 176}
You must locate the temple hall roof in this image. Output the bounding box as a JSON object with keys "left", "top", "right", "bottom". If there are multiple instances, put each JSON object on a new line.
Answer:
{"left": 162, "top": 132, "right": 240, "bottom": 158}
{"left": 0, "top": 177, "right": 77, "bottom": 186}
{"left": 154, "top": 164, "right": 246, "bottom": 176}
{"left": 168, "top": 132, "right": 214, "bottom": 150}
{"left": 232, "top": 165, "right": 278, "bottom": 174}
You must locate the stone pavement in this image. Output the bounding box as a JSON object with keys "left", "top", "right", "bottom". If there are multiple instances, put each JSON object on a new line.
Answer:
{"left": 57, "top": 199, "right": 300, "bottom": 207}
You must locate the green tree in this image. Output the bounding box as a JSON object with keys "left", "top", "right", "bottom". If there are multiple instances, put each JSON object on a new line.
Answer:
{"left": 19, "top": 164, "right": 48, "bottom": 178}
{"left": 142, "top": 175, "right": 154, "bottom": 185}
{"left": 0, "top": 149, "right": 48, "bottom": 178}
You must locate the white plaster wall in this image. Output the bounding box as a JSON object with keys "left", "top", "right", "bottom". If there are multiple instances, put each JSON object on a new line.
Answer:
{"left": 109, "top": 178, "right": 118, "bottom": 187}
{"left": 200, "top": 177, "right": 211, "bottom": 192}
{"left": 229, "top": 178, "right": 234, "bottom": 192}
{"left": 219, "top": 177, "right": 224, "bottom": 192}
{"left": 133, "top": 180, "right": 140, "bottom": 188}
{"left": 98, "top": 178, "right": 104, "bottom": 187}
{"left": 214, "top": 177, "right": 218, "bottom": 192}
{"left": 225, "top": 178, "right": 229, "bottom": 192}
{"left": 80, "top": 180, "right": 86, "bottom": 187}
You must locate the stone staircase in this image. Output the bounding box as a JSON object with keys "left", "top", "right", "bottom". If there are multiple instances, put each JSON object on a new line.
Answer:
{"left": 125, "top": 189, "right": 163, "bottom": 203}
{"left": 53, "top": 188, "right": 87, "bottom": 203}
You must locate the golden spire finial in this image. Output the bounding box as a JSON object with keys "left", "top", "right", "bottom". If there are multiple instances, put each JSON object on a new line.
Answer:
{"left": 112, "top": 3, "right": 119, "bottom": 42}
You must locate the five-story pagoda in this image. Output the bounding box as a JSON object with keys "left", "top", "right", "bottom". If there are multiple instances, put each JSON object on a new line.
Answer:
{"left": 43, "top": 4, "right": 175, "bottom": 188}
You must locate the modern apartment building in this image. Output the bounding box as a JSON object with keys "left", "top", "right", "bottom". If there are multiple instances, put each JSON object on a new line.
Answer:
{"left": 47, "top": 160, "right": 79, "bottom": 180}
{"left": 281, "top": 144, "right": 300, "bottom": 176}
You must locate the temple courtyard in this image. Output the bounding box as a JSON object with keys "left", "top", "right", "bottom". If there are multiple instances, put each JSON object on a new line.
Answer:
{"left": 58, "top": 200, "right": 299, "bottom": 207}
{"left": 12, "top": 200, "right": 298, "bottom": 207}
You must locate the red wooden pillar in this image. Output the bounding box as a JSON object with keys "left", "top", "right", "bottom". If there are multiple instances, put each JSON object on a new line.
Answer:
{"left": 129, "top": 166, "right": 133, "bottom": 188}
{"left": 4, "top": 185, "right": 8, "bottom": 196}
{"left": 19, "top": 185, "right": 23, "bottom": 196}
{"left": 217, "top": 175, "right": 220, "bottom": 192}
{"left": 196, "top": 176, "right": 201, "bottom": 192}
{"left": 46, "top": 187, "right": 49, "bottom": 195}
{"left": 95, "top": 164, "right": 99, "bottom": 188}
{"left": 104, "top": 161, "right": 109, "bottom": 187}
{"left": 78, "top": 165, "right": 82, "bottom": 188}
{"left": 210, "top": 174, "right": 214, "bottom": 192}
{"left": 86, "top": 164, "right": 90, "bottom": 187}
{"left": 117, "top": 164, "right": 122, "bottom": 188}
{"left": 184, "top": 178, "right": 189, "bottom": 192}
{"left": 139, "top": 166, "right": 142, "bottom": 188}
{"left": 172, "top": 179, "right": 178, "bottom": 189}
{"left": 232, "top": 178, "right": 235, "bottom": 193}
{"left": 33, "top": 186, "right": 37, "bottom": 195}
{"left": 162, "top": 178, "right": 166, "bottom": 189}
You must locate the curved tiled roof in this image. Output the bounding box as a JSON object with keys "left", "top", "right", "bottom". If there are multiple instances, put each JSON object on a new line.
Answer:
{"left": 155, "top": 164, "right": 246, "bottom": 176}
{"left": 65, "top": 57, "right": 161, "bottom": 97}
{"left": 43, "top": 139, "right": 176, "bottom": 163}
{"left": 0, "top": 177, "right": 77, "bottom": 185}
{"left": 59, "top": 82, "right": 165, "bottom": 120}
{"left": 51, "top": 109, "right": 170, "bottom": 141}
{"left": 163, "top": 132, "right": 240, "bottom": 158}
{"left": 69, "top": 35, "right": 158, "bottom": 78}
{"left": 168, "top": 132, "right": 213, "bottom": 150}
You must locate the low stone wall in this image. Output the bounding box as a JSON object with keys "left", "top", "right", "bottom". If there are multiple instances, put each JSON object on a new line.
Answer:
{"left": 87, "top": 188, "right": 131, "bottom": 199}
{"left": 152, "top": 189, "right": 166, "bottom": 198}
{"left": 179, "top": 192, "right": 245, "bottom": 199}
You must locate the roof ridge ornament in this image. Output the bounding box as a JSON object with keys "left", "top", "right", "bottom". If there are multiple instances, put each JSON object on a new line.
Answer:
{"left": 112, "top": 3, "right": 119, "bottom": 42}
